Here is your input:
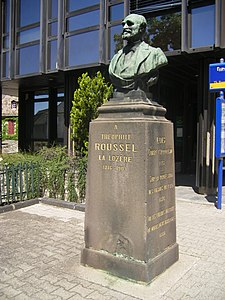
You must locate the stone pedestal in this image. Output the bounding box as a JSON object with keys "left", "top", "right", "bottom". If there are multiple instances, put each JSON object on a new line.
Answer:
{"left": 81, "top": 94, "right": 178, "bottom": 283}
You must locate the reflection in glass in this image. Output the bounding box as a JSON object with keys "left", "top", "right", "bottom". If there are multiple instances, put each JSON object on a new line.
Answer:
{"left": 146, "top": 13, "right": 181, "bottom": 52}
{"left": 3, "top": 52, "right": 9, "bottom": 78}
{"left": 110, "top": 25, "right": 123, "bottom": 58}
{"left": 49, "top": 22, "right": 58, "bottom": 36}
{"left": 57, "top": 101, "right": 64, "bottom": 140}
{"left": 19, "top": 0, "right": 40, "bottom": 27}
{"left": 48, "top": 40, "right": 57, "bottom": 70}
{"left": 34, "top": 92, "right": 49, "bottom": 100}
{"left": 3, "top": 0, "right": 10, "bottom": 33}
{"left": 191, "top": 4, "right": 215, "bottom": 48}
{"left": 3, "top": 36, "right": 9, "bottom": 49}
{"left": 67, "top": 10, "right": 100, "bottom": 32}
{"left": 49, "top": 0, "right": 58, "bottom": 19}
{"left": 67, "top": 30, "right": 99, "bottom": 66}
{"left": 68, "top": 0, "right": 99, "bottom": 12}
{"left": 18, "top": 44, "right": 40, "bottom": 75}
{"left": 33, "top": 101, "right": 49, "bottom": 139}
{"left": 18, "top": 27, "right": 40, "bottom": 44}
{"left": 110, "top": 3, "right": 124, "bottom": 22}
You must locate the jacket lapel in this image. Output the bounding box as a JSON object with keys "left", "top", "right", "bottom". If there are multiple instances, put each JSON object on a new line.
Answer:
{"left": 110, "top": 49, "right": 123, "bottom": 73}
{"left": 133, "top": 42, "right": 151, "bottom": 74}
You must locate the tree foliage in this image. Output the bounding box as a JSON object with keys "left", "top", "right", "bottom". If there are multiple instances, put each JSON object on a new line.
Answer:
{"left": 113, "top": 13, "right": 181, "bottom": 53}
{"left": 70, "top": 71, "right": 113, "bottom": 156}
{"left": 147, "top": 13, "right": 181, "bottom": 51}
{"left": 113, "top": 33, "right": 123, "bottom": 54}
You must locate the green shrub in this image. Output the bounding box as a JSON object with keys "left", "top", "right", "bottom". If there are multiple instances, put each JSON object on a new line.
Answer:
{"left": 0, "top": 146, "right": 87, "bottom": 203}
{"left": 70, "top": 71, "right": 113, "bottom": 156}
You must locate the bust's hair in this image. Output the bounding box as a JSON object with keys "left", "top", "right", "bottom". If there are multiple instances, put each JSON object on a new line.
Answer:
{"left": 125, "top": 14, "right": 147, "bottom": 33}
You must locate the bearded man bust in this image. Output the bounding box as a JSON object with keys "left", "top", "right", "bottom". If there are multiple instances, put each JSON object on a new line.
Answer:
{"left": 109, "top": 14, "right": 168, "bottom": 96}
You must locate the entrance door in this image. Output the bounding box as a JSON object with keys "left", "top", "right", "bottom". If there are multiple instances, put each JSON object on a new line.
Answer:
{"left": 159, "top": 71, "right": 198, "bottom": 174}
{"left": 19, "top": 88, "right": 65, "bottom": 151}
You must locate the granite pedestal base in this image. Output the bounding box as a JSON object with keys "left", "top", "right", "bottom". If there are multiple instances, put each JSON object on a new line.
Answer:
{"left": 81, "top": 95, "right": 179, "bottom": 283}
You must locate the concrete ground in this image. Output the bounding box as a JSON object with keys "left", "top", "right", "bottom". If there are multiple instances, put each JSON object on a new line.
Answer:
{"left": 0, "top": 184, "right": 225, "bottom": 299}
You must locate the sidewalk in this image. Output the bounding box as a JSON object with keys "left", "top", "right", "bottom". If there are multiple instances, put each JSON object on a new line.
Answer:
{"left": 0, "top": 188, "right": 225, "bottom": 299}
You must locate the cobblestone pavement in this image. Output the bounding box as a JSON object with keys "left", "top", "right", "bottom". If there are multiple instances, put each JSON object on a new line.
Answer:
{"left": 0, "top": 200, "right": 225, "bottom": 300}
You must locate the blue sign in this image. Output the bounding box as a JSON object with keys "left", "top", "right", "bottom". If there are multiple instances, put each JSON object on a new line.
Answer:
{"left": 215, "top": 97, "right": 225, "bottom": 158}
{"left": 209, "top": 63, "right": 225, "bottom": 91}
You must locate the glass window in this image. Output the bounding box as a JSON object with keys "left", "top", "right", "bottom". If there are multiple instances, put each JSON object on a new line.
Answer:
{"left": 57, "top": 101, "right": 64, "bottom": 140}
{"left": 33, "top": 101, "right": 49, "bottom": 139}
{"left": 110, "top": 25, "right": 123, "bottom": 58}
{"left": 67, "top": 10, "right": 100, "bottom": 32}
{"left": 2, "top": 52, "right": 9, "bottom": 78}
{"left": 3, "top": 0, "right": 10, "bottom": 33}
{"left": 109, "top": 3, "right": 124, "bottom": 22}
{"left": 191, "top": 4, "right": 215, "bottom": 48}
{"left": 49, "top": 0, "right": 58, "bottom": 19}
{"left": 34, "top": 92, "right": 49, "bottom": 100}
{"left": 68, "top": 0, "right": 99, "bottom": 12}
{"left": 48, "top": 40, "right": 57, "bottom": 70}
{"left": 49, "top": 22, "right": 58, "bottom": 36}
{"left": 67, "top": 30, "right": 99, "bottom": 66}
{"left": 146, "top": 12, "right": 181, "bottom": 52}
{"left": 3, "top": 36, "right": 9, "bottom": 49}
{"left": 18, "top": 27, "right": 40, "bottom": 44}
{"left": 19, "top": 0, "right": 40, "bottom": 27}
{"left": 18, "top": 44, "right": 40, "bottom": 75}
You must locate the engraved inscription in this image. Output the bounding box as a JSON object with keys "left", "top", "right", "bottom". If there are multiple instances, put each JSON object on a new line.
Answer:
{"left": 148, "top": 216, "right": 175, "bottom": 233}
{"left": 148, "top": 184, "right": 174, "bottom": 195}
{"left": 95, "top": 142, "right": 137, "bottom": 152}
{"left": 148, "top": 148, "right": 173, "bottom": 156}
{"left": 148, "top": 206, "right": 175, "bottom": 222}
{"left": 149, "top": 173, "right": 173, "bottom": 183}
{"left": 94, "top": 133, "right": 138, "bottom": 171}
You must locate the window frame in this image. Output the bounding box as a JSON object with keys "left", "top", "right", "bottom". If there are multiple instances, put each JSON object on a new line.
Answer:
{"left": 106, "top": 0, "right": 126, "bottom": 62}
{"left": 1, "top": 0, "right": 11, "bottom": 80}
{"left": 46, "top": 0, "right": 59, "bottom": 72}
{"left": 64, "top": 0, "right": 101, "bottom": 70}
{"left": 14, "top": 0, "right": 42, "bottom": 78}
{"left": 187, "top": 0, "right": 216, "bottom": 52}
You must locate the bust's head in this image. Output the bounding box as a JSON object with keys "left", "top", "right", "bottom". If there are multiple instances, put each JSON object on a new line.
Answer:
{"left": 122, "top": 14, "right": 147, "bottom": 44}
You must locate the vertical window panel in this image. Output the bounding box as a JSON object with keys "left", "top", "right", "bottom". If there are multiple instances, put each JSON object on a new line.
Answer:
{"left": 146, "top": 12, "right": 181, "bottom": 52}
{"left": 67, "top": 30, "right": 99, "bottom": 66}
{"left": 3, "top": 36, "right": 9, "bottom": 49}
{"left": 18, "top": 44, "right": 40, "bottom": 75}
{"left": 67, "top": 10, "right": 100, "bottom": 32}
{"left": 33, "top": 101, "right": 49, "bottom": 139}
{"left": 68, "top": 0, "right": 99, "bottom": 12}
{"left": 2, "top": 52, "right": 9, "bottom": 78}
{"left": 19, "top": 0, "right": 40, "bottom": 27}
{"left": 48, "top": 40, "right": 57, "bottom": 70}
{"left": 57, "top": 101, "right": 64, "bottom": 140}
{"left": 110, "top": 25, "right": 123, "bottom": 58}
{"left": 109, "top": 3, "right": 124, "bottom": 22}
{"left": 3, "top": 0, "right": 10, "bottom": 33}
{"left": 191, "top": 4, "right": 215, "bottom": 48}
{"left": 18, "top": 27, "right": 40, "bottom": 44}
{"left": 49, "top": 22, "right": 58, "bottom": 36}
{"left": 49, "top": 0, "right": 58, "bottom": 19}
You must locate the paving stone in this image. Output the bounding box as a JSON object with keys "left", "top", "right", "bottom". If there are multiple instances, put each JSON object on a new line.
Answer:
{"left": 0, "top": 200, "right": 225, "bottom": 300}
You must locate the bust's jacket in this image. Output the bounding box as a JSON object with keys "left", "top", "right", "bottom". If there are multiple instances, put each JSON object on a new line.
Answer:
{"left": 109, "top": 41, "right": 168, "bottom": 90}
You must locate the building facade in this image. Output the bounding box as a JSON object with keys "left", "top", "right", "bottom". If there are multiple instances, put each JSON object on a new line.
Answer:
{"left": 0, "top": 0, "right": 225, "bottom": 193}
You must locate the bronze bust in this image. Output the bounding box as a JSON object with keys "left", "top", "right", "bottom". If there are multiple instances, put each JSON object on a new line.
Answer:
{"left": 109, "top": 14, "right": 168, "bottom": 95}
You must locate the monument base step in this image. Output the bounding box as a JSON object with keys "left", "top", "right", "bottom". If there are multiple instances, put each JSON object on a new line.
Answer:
{"left": 81, "top": 243, "right": 179, "bottom": 284}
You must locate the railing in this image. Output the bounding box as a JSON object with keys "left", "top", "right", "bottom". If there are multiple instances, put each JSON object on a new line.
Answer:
{"left": 0, "top": 162, "right": 41, "bottom": 204}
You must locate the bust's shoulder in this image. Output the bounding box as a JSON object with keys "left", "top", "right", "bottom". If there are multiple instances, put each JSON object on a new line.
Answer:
{"left": 139, "top": 42, "right": 164, "bottom": 54}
